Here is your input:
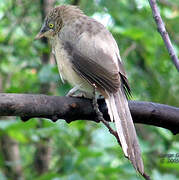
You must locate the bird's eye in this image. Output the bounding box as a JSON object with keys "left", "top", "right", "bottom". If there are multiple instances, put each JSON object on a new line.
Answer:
{"left": 49, "top": 23, "right": 54, "bottom": 28}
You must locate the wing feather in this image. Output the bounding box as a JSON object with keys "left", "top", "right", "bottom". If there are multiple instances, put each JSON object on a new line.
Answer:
{"left": 63, "top": 41, "right": 120, "bottom": 93}
{"left": 59, "top": 18, "right": 129, "bottom": 94}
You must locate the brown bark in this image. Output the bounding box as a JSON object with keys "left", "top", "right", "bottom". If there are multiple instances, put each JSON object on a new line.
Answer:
{"left": 148, "top": 0, "right": 179, "bottom": 71}
{"left": 0, "top": 93, "right": 179, "bottom": 135}
{"left": 0, "top": 134, "right": 24, "bottom": 180}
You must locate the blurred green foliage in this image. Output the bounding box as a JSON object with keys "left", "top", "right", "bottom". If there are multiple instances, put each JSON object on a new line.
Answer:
{"left": 0, "top": 0, "right": 179, "bottom": 179}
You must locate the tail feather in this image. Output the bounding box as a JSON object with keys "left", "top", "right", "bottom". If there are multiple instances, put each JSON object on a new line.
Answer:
{"left": 105, "top": 89, "right": 144, "bottom": 175}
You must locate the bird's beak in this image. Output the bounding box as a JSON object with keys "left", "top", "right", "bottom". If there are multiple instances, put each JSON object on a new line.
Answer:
{"left": 35, "top": 32, "right": 44, "bottom": 40}
{"left": 35, "top": 24, "right": 48, "bottom": 40}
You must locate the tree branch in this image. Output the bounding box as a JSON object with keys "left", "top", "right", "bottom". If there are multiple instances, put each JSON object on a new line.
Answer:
{"left": 0, "top": 93, "right": 179, "bottom": 135}
{"left": 148, "top": 0, "right": 179, "bottom": 71}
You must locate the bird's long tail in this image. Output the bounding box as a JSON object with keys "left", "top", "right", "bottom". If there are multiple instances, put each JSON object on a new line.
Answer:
{"left": 105, "top": 88, "right": 144, "bottom": 175}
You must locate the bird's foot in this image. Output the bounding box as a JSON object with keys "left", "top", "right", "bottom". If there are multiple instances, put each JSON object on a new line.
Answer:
{"left": 66, "top": 87, "right": 89, "bottom": 98}
{"left": 92, "top": 84, "right": 104, "bottom": 122}
{"left": 66, "top": 86, "right": 79, "bottom": 97}
{"left": 67, "top": 92, "right": 86, "bottom": 98}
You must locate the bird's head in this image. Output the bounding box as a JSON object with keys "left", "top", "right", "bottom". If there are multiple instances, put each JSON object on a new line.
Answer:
{"left": 35, "top": 7, "right": 63, "bottom": 39}
{"left": 35, "top": 5, "right": 84, "bottom": 40}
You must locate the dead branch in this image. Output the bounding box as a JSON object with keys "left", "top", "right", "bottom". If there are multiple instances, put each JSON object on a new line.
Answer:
{"left": 0, "top": 93, "right": 179, "bottom": 135}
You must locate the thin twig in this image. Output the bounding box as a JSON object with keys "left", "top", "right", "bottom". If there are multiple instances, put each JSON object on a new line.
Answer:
{"left": 100, "top": 118, "right": 121, "bottom": 147}
{"left": 122, "top": 42, "right": 137, "bottom": 59}
{"left": 143, "top": 173, "right": 152, "bottom": 180}
{"left": 148, "top": 0, "right": 179, "bottom": 71}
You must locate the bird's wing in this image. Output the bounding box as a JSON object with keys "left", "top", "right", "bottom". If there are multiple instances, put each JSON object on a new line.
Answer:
{"left": 60, "top": 22, "right": 129, "bottom": 94}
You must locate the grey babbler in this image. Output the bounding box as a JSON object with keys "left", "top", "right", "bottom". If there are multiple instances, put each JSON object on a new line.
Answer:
{"left": 35, "top": 5, "right": 144, "bottom": 175}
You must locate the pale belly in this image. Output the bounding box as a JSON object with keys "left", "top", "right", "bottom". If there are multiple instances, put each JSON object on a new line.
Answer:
{"left": 53, "top": 39, "right": 93, "bottom": 95}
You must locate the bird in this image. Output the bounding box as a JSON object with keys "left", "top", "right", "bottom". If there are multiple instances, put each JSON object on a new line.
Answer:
{"left": 35, "top": 5, "right": 144, "bottom": 175}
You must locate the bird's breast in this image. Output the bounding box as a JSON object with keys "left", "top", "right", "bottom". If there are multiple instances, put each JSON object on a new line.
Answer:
{"left": 52, "top": 37, "right": 92, "bottom": 93}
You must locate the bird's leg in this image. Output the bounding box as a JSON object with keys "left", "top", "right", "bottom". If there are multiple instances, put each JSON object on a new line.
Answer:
{"left": 66, "top": 85, "right": 89, "bottom": 98}
{"left": 92, "top": 84, "right": 104, "bottom": 122}
{"left": 66, "top": 85, "right": 79, "bottom": 97}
